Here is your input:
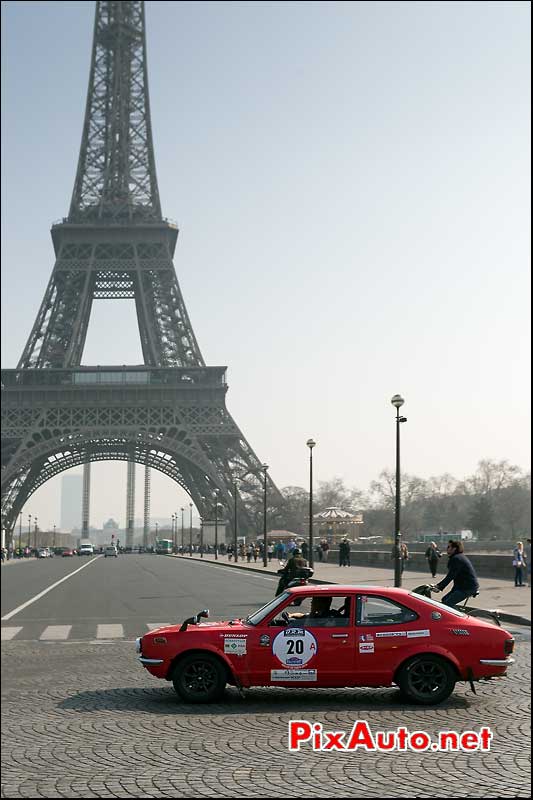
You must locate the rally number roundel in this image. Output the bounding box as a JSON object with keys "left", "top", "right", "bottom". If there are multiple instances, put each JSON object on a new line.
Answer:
{"left": 272, "top": 628, "right": 318, "bottom": 667}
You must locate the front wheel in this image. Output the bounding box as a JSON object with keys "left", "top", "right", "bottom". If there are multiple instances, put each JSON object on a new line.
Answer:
{"left": 397, "top": 655, "right": 456, "bottom": 705}
{"left": 172, "top": 653, "right": 227, "bottom": 703}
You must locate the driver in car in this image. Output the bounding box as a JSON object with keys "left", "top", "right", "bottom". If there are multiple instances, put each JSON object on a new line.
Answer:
{"left": 287, "top": 596, "right": 348, "bottom": 624}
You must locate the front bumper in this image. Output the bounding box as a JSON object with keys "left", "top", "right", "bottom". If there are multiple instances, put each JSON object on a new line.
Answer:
{"left": 139, "top": 656, "right": 165, "bottom": 665}
{"left": 479, "top": 657, "right": 515, "bottom": 666}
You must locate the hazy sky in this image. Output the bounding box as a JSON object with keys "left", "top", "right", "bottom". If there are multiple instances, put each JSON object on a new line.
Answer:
{"left": 1, "top": 1, "right": 530, "bottom": 531}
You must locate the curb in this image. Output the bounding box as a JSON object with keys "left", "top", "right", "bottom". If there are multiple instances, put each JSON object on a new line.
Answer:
{"left": 173, "top": 554, "right": 532, "bottom": 628}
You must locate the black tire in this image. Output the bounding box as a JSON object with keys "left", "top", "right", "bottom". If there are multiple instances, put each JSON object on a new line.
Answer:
{"left": 172, "top": 653, "right": 226, "bottom": 703}
{"left": 397, "top": 655, "right": 456, "bottom": 705}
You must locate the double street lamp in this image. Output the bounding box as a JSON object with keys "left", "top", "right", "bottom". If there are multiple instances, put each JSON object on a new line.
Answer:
{"left": 233, "top": 480, "right": 239, "bottom": 562}
{"left": 261, "top": 464, "right": 269, "bottom": 567}
{"left": 189, "top": 503, "right": 193, "bottom": 556}
{"left": 307, "top": 439, "right": 316, "bottom": 568}
{"left": 180, "top": 507, "right": 184, "bottom": 553}
{"left": 391, "top": 394, "right": 407, "bottom": 588}
{"left": 213, "top": 489, "right": 221, "bottom": 560}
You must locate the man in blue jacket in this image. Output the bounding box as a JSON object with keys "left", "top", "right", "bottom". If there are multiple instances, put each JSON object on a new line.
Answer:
{"left": 432, "top": 540, "right": 479, "bottom": 608}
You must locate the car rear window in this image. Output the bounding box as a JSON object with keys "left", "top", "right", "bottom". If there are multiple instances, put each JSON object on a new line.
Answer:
{"left": 408, "top": 592, "right": 467, "bottom": 617}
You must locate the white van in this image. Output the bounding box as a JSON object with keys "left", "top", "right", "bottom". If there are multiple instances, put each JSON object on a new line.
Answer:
{"left": 79, "top": 543, "right": 94, "bottom": 556}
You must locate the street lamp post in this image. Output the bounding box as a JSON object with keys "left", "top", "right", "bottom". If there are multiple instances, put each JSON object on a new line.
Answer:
{"left": 34, "top": 518, "right": 38, "bottom": 551}
{"left": 18, "top": 513, "right": 22, "bottom": 555}
{"left": 171, "top": 514, "right": 176, "bottom": 552}
{"left": 233, "top": 480, "right": 239, "bottom": 562}
{"left": 189, "top": 503, "right": 193, "bottom": 556}
{"left": 27, "top": 515, "right": 31, "bottom": 551}
{"left": 213, "top": 489, "right": 220, "bottom": 560}
{"left": 155, "top": 521, "right": 159, "bottom": 543}
{"left": 261, "top": 464, "right": 269, "bottom": 567}
{"left": 307, "top": 439, "right": 316, "bottom": 568}
{"left": 200, "top": 500, "right": 205, "bottom": 558}
{"left": 180, "top": 507, "right": 184, "bottom": 553}
{"left": 391, "top": 394, "right": 407, "bottom": 588}
{"left": 53, "top": 524, "right": 56, "bottom": 548}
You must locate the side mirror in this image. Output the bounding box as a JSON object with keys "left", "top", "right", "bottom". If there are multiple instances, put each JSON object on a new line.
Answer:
{"left": 179, "top": 608, "right": 210, "bottom": 632}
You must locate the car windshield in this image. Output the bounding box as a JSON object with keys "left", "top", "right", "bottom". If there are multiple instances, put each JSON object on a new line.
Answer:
{"left": 245, "top": 592, "right": 290, "bottom": 626}
{"left": 408, "top": 592, "right": 467, "bottom": 617}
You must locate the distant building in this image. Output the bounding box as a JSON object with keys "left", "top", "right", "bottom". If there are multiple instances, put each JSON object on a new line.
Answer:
{"left": 103, "top": 518, "right": 119, "bottom": 545}
{"left": 60, "top": 474, "right": 83, "bottom": 531}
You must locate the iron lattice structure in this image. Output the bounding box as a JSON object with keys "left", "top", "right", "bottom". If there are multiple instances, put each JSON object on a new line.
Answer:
{"left": 1, "top": 0, "right": 282, "bottom": 537}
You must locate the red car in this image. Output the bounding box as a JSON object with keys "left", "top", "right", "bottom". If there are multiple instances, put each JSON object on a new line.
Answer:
{"left": 61, "top": 548, "right": 75, "bottom": 557}
{"left": 136, "top": 585, "right": 515, "bottom": 705}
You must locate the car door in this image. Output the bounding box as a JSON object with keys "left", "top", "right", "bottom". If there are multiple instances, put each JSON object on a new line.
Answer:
{"left": 354, "top": 593, "right": 423, "bottom": 685}
{"left": 246, "top": 595, "right": 355, "bottom": 687}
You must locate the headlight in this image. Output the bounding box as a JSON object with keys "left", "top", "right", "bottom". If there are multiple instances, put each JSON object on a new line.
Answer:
{"left": 135, "top": 636, "right": 142, "bottom": 654}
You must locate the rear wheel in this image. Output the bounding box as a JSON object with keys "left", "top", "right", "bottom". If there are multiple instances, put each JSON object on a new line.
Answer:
{"left": 397, "top": 655, "right": 456, "bottom": 705}
{"left": 172, "top": 653, "right": 226, "bottom": 703}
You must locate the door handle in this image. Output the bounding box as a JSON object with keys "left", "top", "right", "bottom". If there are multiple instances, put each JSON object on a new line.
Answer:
{"left": 330, "top": 633, "right": 348, "bottom": 638}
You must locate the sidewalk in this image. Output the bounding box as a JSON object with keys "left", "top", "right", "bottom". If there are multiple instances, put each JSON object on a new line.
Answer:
{"left": 174, "top": 553, "right": 531, "bottom": 626}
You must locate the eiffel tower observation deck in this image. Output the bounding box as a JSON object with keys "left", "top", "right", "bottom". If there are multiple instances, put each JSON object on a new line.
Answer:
{"left": 1, "top": 0, "right": 282, "bottom": 539}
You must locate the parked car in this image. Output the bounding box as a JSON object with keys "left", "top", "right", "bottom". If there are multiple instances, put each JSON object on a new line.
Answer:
{"left": 104, "top": 545, "right": 118, "bottom": 558}
{"left": 136, "top": 585, "right": 515, "bottom": 706}
{"left": 78, "top": 543, "right": 94, "bottom": 556}
{"left": 37, "top": 548, "right": 49, "bottom": 558}
{"left": 62, "top": 548, "right": 75, "bottom": 557}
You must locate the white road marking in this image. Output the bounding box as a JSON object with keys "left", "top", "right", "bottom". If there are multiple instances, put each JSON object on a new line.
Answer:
{"left": 40, "top": 625, "right": 72, "bottom": 640}
{"left": 1, "top": 627, "right": 22, "bottom": 641}
{"left": 1, "top": 556, "right": 103, "bottom": 621}
{"left": 147, "top": 623, "right": 171, "bottom": 630}
{"left": 96, "top": 624, "right": 124, "bottom": 639}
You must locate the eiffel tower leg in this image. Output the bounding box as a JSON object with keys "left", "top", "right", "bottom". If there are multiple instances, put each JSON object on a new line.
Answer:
{"left": 126, "top": 461, "right": 135, "bottom": 548}
{"left": 82, "top": 463, "right": 91, "bottom": 536}
{"left": 143, "top": 466, "right": 150, "bottom": 549}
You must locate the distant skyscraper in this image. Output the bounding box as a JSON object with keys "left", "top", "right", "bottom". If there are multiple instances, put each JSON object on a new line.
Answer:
{"left": 60, "top": 474, "right": 83, "bottom": 531}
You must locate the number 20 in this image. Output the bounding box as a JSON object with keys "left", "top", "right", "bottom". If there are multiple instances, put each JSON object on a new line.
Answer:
{"left": 286, "top": 639, "right": 304, "bottom": 655}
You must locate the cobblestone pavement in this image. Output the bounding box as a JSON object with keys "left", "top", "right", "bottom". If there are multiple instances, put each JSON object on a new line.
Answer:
{"left": 1, "top": 636, "right": 530, "bottom": 798}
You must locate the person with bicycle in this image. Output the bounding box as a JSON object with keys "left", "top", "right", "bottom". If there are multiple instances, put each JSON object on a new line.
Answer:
{"left": 431, "top": 540, "right": 479, "bottom": 608}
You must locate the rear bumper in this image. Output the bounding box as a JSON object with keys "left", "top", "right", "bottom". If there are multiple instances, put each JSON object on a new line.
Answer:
{"left": 479, "top": 657, "right": 515, "bottom": 666}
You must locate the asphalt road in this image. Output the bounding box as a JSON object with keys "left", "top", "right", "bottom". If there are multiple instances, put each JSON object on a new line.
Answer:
{"left": 1, "top": 555, "right": 531, "bottom": 798}
{"left": 1, "top": 554, "right": 277, "bottom": 640}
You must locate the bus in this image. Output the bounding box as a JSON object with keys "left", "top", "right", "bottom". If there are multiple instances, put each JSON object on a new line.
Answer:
{"left": 155, "top": 539, "right": 173, "bottom": 555}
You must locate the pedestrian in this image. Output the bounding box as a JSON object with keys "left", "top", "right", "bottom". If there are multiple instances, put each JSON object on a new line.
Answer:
{"left": 316, "top": 543, "right": 323, "bottom": 562}
{"left": 339, "top": 537, "right": 351, "bottom": 567}
{"left": 321, "top": 539, "right": 330, "bottom": 562}
{"left": 253, "top": 545, "right": 259, "bottom": 562}
{"left": 425, "top": 541, "right": 441, "bottom": 578}
{"left": 512, "top": 541, "right": 526, "bottom": 587}
{"left": 301, "top": 540, "right": 308, "bottom": 560}
{"left": 525, "top": 539, "right": 531, "bottom": 588}
{"left": 432, "top": 540, "right": 480, "bottom": 608}
{"left": 246, "top": 543, "right": 253, "bottom": 563}
{"left": 392, "top": 542, "right": 409, "bottom": 575}
{"left": 267, "top": 542, "right": 274, "bottom": 562}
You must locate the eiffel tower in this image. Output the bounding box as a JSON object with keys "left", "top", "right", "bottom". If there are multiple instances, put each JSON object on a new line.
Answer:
{"left": 1, "top": 0, "right": 282, "bottom": 541}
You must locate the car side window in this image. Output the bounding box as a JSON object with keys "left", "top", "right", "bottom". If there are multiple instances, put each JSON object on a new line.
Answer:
{"left": 283, "top": 596, "right": 351, "bottom": 628}
{"left": 356, "top": 595, "right": 418, "bottom": 626}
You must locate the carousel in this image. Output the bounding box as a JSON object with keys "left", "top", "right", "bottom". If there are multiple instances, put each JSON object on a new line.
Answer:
{"left": 313, "top": 507, "right": 363, "bottom": 544}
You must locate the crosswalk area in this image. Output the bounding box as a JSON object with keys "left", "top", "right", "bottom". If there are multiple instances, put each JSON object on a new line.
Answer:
{"left": 1, "top": 622, "right": 172, "bottom": 642}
